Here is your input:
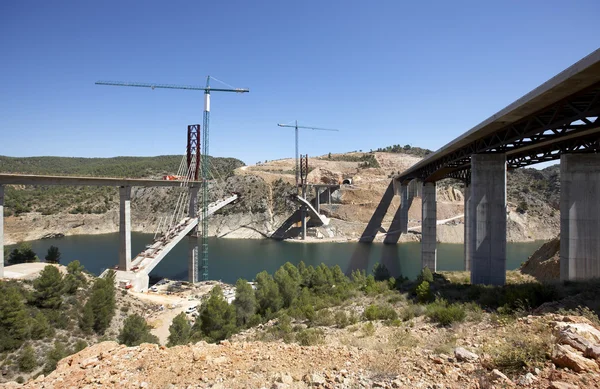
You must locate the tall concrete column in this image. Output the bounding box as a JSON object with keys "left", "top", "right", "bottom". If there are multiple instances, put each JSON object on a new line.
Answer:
{"left": 0, "top": 185, "right": 4, "bottom": 278}
{"left": 301, "top": 206, "right": 307, "bottom": 240}
{"left": 464, "top": 183, "right": 471, "bottom": 271}
{"left": 119, "top": 186, "right": 132, "bottom": 271}
{"left": 421, "top": 182, "right": 437, "bottom": 271}
{"left": 399, "top": 184, "right": 409, "bottom": 234}
{"left": 315, "top": 187, "right": 321, "bottom": 214}
{"left": 560, "top": 154, "right": 600, "bottom": 280}
{"left": 470, "top": 154, "right": 506, "bottom": 285}
{"left": 188, "top": 186, "right": 199, "bottom": 283}
{"left": 327, "top": 188, "right": 331, "bottom": 205}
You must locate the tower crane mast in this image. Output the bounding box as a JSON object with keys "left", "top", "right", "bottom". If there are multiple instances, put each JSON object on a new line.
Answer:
{"left": 277, "top": 121, "right": 339, "bottom": 191}
{"left": 96, "top": 77, "right": 249, "bottom": 282}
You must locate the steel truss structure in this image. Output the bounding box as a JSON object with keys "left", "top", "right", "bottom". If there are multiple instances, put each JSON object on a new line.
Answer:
{"left": 400, "top": 82, "right": 600, "bottom": 184}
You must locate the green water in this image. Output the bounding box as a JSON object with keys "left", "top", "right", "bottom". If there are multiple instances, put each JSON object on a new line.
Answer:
{"left": 6, "top": 234, "right": 545, "bottom": 283}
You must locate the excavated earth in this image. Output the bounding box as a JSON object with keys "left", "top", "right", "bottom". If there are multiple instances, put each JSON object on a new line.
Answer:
{"left": 4, "top": 314, "right": 600, "bottom": 389}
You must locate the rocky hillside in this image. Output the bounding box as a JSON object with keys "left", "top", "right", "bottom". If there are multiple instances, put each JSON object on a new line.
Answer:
{"left": 2, "top": 151, "right": 561, "bottom": 244}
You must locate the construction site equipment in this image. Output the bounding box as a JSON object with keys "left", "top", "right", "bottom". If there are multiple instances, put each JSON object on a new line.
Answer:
{"left": 96, "top": 77, "right": 249, "bottom": 282}
{"left": 277, "top": 121, "right": 339, "bottom": 192}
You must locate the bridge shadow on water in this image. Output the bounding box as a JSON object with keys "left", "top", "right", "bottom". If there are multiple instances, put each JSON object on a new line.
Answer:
{"left": 345, "top": 180, "right": 405, "bottom": 278}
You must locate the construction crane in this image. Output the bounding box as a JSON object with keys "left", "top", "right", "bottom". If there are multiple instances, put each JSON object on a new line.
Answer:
{"left": 277, "top": 121, "right": 339, "bottom": 191}
{"left": 96, "top": 77, "right": 249, "bottom": 282}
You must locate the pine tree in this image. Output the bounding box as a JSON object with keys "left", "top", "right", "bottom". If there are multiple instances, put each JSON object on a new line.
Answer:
{"left": 45, "top": 246, "right": 61, "bottom": 264}
{"left": 254, "top": 271, "right": 283, "bottom": 317}
{"left": 233, "top": 279, "right": 256, "bottom": 327}
{"left": 167, "top": 312, "right": 191, "bottom": 347}
{"left": 79, "top": 302, "right": 94, "bottom": 334}
{"left": 7, "top": 243, "right": 38, "bottom": 265}
{"left": 118, "top": 314, "right": 158, "bottom": 346}
{"left": 372, "top": 262, "right": 391, "bottom": 281}
{"left": 195, "top": 286, "right": 236, "bottom": 342}
{"left": 30, "top": 311, "right": 52, "bottom": 339}
{"left": 85, "top": 275, "right": 116, "bottom": 334}
{"left": 274, "top": 265, "right": 300, "bottom": 308}
{"left": 0, "top": 286, "right": 30, "bottom": 351}
{"left": 32, "top": 265, "right": 64, "bottom": 309}
{"left": 64, "top": 260, "right": 87, "bottom": 294}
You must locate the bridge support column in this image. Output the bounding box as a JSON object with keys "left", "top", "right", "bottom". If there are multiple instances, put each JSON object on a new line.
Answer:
{"left": 560, "top": 154, "right": 600, "bottom": 280}
{"left": 188, "top": 186, "right": 199, "bottom": 283}
{"left": 464, "top": 183, "right": 471, "bottom": 271}
{"left": 301, "top": 206, "right": 307, "bottom": 240}
{"left": 421, "top": 182, "right": 437, "bottom": 271}
{"left": 315, "top": 187, "right": 321, "bottom": 214}
{"left": 470, "top": 154, "right": 506, "bottom": 285}
{"left": 327, "top": 188, "right": 331, "bottom": 205}
{"left": 119, "top": 186, "right": 132, "bottom": 271}
{"left": 399, "top": 184, "right": 409, "bottom": 234}
{"left": 0, "top": 184, "right": 4, "bottom": 278}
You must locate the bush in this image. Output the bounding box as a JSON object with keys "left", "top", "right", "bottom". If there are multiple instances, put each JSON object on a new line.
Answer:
{"left": 43, "top": 341, "right": 67, "bottom": 374}
{"left": 233, "top": 279, "right": 256, "bottom": 327}
{"left": 484, "top": 329, "right": 551, "bottom": 373}
{"left": 418, "top": 267, "right": 434, "bottom": 283}
{"left": 400, "top": 304, "right": 426, "bottom": 321}
{"left": 45, "top": 246, "right": 61, "bottom": 264}
{"left": 118, "top": 314, "right": 159, "bottom": 346}
{"left": 362, "top": 322, "right": 375, "bottom": 337}
{"left": 335, "top": 311, "right": 349, "bottom": 328}
{"left": 18, "top": 345, "right": 37, "bottom": 373}
{"left": 415, "top": 281, "right": 433, "bottom": 303}
{"left": 310, "top": 309, "right": 335, "bottom": 327}
{"left": 363, "top": 304, "right": 398, "bottom": 321}
{"left": 296, "top": 328, "right": 325, "bottom": 346}
{"left": 426, "top": 299, "right": 466, "bottom": 326}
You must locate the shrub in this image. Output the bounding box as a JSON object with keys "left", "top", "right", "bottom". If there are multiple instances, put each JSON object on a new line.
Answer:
{"left": 426, "top": 299, "right": 466, "bottom": 326}
{"left": 415, "top": 281, "right": 433, "bottom": 303}
{"left": 296, "top": 328, "right": 325, "bottom": 346}
{"left": 233, "top": 279, "right": 256, "bottom": 327}
{"left": 43, "top": 341, "right": 67, "bottom": 374}
{"left": 18, "top": 345, "right": 37, "bottom": 373}
{"left": 310, "top": 309, "right": 335, "bottom": 327}
{"left": 73, "top": 340, "right": 87, "bottom": 353}
{"left": 400, "top": 304, "right": 426, "bottom": 322}
{"left": 363, "top": 304, "right": 398, "bottom": 321}
{"left": 362, "top": 322, "right": 375, "bottom": 337}
{"left": 484, "top": 329, "right": 551, "bottom": 373}
{"left": 418, "top": 267, "right": 434, "bottom": 283}
{"left": 335, "top": 311, "right": 349, "bottom": 328}
{"left": 193, "top": 285, "right": 237, "bottom": 342}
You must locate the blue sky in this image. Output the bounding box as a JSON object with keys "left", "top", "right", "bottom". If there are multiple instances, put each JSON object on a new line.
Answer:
{"left": 1, "top": 1, "right": 599, "bottom": 165}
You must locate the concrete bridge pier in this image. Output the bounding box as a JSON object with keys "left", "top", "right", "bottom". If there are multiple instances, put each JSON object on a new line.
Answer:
{"left": 399, "top": 183, "right": 409, "bottom": 234}
{"left": 119, "top": 186, "right": 132, "bottom": 271}
{"left": 188, "top": 186, "right": 199, "bottom": 283}
{"left": 469, "top": 154, "right": 507, "bottom": 285}
{"left": 0, "top": 184, "right": 4, "bottom": 278}
{"left": 464, "top": 184, "right": 471, "bottom": 271}
{"left": 560, "top": 154, "right": 600, "bottom": 280}
{"left": 315, "top": 187, "right": 321, "bottom": 214}
{"left": 421, "top": 182, "right": 437, "bottom": 271}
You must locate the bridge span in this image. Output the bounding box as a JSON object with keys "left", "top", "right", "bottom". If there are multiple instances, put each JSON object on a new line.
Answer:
{"left": 105, "top": 194, "right": 238, "bottom": 292}
{"left": 383, "top": 48, "right": 600, "bottom": 285}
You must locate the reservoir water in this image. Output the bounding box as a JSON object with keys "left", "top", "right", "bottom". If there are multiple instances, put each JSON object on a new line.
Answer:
{"left": 6, "top": 234, "right": 545, "bottom": 283}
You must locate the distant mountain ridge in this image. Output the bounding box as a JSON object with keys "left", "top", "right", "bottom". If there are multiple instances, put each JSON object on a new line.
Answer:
{"left": 0, "top": 155, "right": 244, "bottom": 179}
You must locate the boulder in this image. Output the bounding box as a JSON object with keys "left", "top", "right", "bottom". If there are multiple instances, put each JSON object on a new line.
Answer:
{"left": 454, "top": 347, "right": 479, "bottom": 362}
{"left": 551, "top": 344, "right": 599, "bottom": 373}
{"left": 557, "top": 330, "right": 593, "bottom": 353}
